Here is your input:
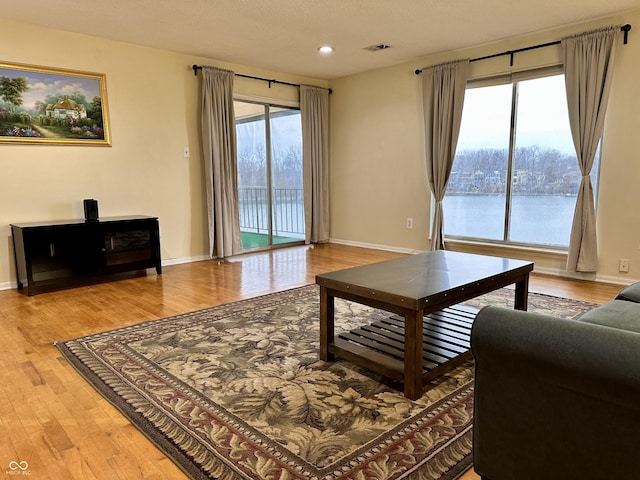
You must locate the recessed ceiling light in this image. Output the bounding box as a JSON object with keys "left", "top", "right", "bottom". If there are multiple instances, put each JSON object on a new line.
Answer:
{"left": 318, "top": 45, "right": 334, "bottom": 54}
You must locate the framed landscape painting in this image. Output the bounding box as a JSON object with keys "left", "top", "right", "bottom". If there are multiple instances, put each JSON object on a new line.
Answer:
{"left": 0, "top": 61, "right": 111, "bottom": 146}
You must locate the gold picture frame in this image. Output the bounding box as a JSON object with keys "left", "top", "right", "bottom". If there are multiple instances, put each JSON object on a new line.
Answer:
{"left": 0, "top": 61, "right": 111, "bottom": 146}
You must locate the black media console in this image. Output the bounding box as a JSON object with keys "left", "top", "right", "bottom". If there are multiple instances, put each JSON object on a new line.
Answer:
{"left": 11, "top": 215, "right": 162, "bottom": 295}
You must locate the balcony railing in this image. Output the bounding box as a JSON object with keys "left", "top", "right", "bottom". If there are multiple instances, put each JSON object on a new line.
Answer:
{"left": 238, "top": 187, "right": 305, "bottom": 238}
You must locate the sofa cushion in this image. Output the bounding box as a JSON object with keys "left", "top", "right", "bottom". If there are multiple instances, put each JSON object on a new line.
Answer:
{"left": 579, "top": 299, "right": 640, "bottom": 334}
{"left": 615, "top": 282, "right": 640, "bottom": 303}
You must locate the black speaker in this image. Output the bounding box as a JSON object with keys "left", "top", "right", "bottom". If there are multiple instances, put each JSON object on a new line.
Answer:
{"left": 83, "top": 199, "right": 99, "bottom": 221}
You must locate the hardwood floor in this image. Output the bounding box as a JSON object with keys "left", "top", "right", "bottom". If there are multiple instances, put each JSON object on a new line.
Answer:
{"left": 0, "top": 243, "right": 624, "bottom": 479}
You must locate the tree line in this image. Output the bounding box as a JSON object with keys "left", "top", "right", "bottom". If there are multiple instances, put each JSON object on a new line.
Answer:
{"left": 237, "top": 144, "right": 303, "bottom": 189}
{"left": 448, "top": 146, "right": 582, "bottom": 195}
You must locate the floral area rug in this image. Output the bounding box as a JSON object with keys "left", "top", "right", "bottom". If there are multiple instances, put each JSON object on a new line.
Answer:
{"left": 56, "top": 285, "right": 595, "bottom": 480}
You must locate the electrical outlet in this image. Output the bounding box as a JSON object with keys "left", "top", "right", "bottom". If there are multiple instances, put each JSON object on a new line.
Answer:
{"left": 619, "top": 258, "right": 630, "bottom": 273}
{"left": 406, "top": 217, "right": 414, "bottom": 229}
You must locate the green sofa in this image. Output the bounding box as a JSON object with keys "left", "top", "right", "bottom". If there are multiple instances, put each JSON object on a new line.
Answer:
{"left": 470, "top": 282, "right": 640, "bottom": 480}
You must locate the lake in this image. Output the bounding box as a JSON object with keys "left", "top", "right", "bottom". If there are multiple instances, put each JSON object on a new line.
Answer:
{"left": 443, "top": 194, "right": 577, "bottom": 247}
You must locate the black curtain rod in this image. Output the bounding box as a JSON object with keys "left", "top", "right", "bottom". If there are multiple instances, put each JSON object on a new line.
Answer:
{"left": 415, "top": 24, "right": 631, "bottom": 74}
{"left": 192, "top": 65, "right": 332, "bottom": 93}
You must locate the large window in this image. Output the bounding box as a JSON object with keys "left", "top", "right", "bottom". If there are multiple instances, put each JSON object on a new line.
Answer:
{"left": 443, "top": 70, "right": 600, "bottom": 248}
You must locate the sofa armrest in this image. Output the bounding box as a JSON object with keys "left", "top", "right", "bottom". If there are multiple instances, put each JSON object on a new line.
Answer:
{"left": 615, "top": 281, "right": 640, "bottom": 302}
{"left": 470, "top": 306, "right": 640, "bottom": 480}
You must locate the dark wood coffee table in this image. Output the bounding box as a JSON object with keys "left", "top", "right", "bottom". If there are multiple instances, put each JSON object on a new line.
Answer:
{"left": 316, "top": 250, "right": 533, "bottom": 399}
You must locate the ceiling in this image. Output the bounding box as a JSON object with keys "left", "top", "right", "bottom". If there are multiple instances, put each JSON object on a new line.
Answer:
{"left": 3, "top": 0, "right": 639, "bottom": 80}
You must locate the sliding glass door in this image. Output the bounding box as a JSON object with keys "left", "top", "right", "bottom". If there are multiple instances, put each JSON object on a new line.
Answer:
{"left": 234, "top": 100, "right": 305, "bottom": 250}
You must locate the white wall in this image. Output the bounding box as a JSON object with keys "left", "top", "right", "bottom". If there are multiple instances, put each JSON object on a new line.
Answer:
{"left": 329, "top": 10, "right": 640, "bottom": 284}
{"left": 0, "top": 19, "right": 327, "bottom": 289}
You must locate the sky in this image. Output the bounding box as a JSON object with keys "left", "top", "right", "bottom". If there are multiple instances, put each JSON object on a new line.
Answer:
{"left": 457, "top": 74, "right": 576, "bottom": 155}
{"left": 0, "top": 65, "right": 102, "bottom": 109}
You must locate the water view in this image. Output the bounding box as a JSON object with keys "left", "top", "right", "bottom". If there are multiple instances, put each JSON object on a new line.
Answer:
{"left": 443, "top": 194, "right": 577, "bottom": 247}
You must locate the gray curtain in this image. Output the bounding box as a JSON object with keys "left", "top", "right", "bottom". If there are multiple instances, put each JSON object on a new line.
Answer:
{"left": 563, "top": 26, "right": 620, "bottom": 272}
{"left": 422, "top": 60, "right": 470, "bottom": 250}
{"left": 300, "top": 85, "right": 330, "bottom": 244}
{"left": 200, "top": 66, "right": 242, "bottom": 258}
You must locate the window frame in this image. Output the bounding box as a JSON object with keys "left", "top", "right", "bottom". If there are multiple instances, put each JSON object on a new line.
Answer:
{"left": 442, "top": 65, "right": 602, "bottom": 251}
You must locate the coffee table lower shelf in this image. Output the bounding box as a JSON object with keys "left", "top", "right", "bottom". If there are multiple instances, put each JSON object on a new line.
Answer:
{"left": 330, "top": 304, "right": 479, "bottom": 385}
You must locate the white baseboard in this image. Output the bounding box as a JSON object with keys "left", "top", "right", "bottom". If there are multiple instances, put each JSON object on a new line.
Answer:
{"left": 0, "top": 255, "right": 213, "bottom": 292}
{"left": 161, "top": 255, "right": 211, "bottom": 266}
{"left": 328, "top": 237, "right": 428, "bottom": 255}
{"left": 594, "top": 273, "right": 638, "bottom": 286}
{"left": 1, "top": 247, "right": 635, "bottom": 292}
{"left": 328, "top": 238, "right": 637, "bottom": 286}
